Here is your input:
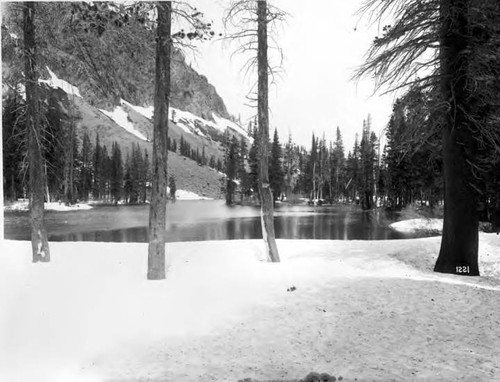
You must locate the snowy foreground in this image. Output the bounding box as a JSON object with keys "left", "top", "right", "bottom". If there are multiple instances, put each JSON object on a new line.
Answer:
{"left": 1, "top": 235, "right": 500, "bottom": 382}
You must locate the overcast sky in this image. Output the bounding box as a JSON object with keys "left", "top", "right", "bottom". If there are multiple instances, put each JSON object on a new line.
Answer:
{"left": 185, "top": 0, "right": 396, "bottom": 151}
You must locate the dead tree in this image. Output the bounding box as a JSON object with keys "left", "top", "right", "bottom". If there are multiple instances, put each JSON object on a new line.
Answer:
{"left": 224, "top": 0, "right": 286, "bottom": 262}
{"left": 256, "top": 0, "right": 279, "bottom": 262}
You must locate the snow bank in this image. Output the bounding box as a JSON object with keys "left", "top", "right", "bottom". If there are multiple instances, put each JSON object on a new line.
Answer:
{"left": 166, "top": 187, "right": 212, "bottom": 200}
{"left": 99, "top": 106, "right": 148, "bottom": 141}
{"left": 4, "top": 201, "right": 92, "bottom": 212}
{"left": 1, "top": 235, "right": 499, "bottom": 382}
{"left": 390, "top": 218, "right": 443, "bottom": 232}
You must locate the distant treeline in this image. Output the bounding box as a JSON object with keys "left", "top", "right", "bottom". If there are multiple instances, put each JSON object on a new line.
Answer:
{"left": 226, "top": 87, "right": 498, "bottom": 221}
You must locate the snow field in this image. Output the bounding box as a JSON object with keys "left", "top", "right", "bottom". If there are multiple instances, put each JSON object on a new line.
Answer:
{"left": 1, "top": 235, "right": 500, "bottom": 381}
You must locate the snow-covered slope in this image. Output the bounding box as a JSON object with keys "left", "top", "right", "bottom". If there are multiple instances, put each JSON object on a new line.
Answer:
{"left": 98, "top": 105, "right": 149, "bottom": 142}
{"left": 122, "top": 98, "right": 251, "bottom": 142}
{"left": 38, "top": 68, "right": 249, "bottom": 145}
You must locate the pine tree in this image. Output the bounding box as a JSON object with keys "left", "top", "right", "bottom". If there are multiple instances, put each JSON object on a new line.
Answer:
{"left": 123, "top": 152, "right": 132, "bottom": 203}
{"left": 168, "top": 175, "right": 177, "bottom": 201}
{"left": 101, "top": 145, "right": 111, "bottom": 200}
{"left": 141, "top": 149, "right": 150, "bottom": 203}
{"left": 331, "top": 127, "right": 345, "bottom": 202}
{"left": 224, "top": 135, "right": 238, "bottom": 205}
{"left": 357, "top": 0, "right": 500, "bottom": 275}
{"left": 283, "top": 134, "right": 298, "bottom": 200}
{"left": 248, "top": 124, "right": 259, "bottom": 197}
{"left": 92, "top": 133, "right": 102, "bottom": 200}
{"left": 269, "top": 128, "right": 284, "bottom": 202}
{"left": 110, "top": 142, "right": 123, "bottom": 203}
{"left": 79, "top": 132, "right": 92, "bottom": 201}
{"left": 2, "top": 90, "right": 26, "bottom": 201}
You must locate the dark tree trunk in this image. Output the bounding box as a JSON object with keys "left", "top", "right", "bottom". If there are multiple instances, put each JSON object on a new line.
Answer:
{"left": 148, "top": 1, "right": 171, "bottom": 280}
{"left": 257, "top": 0, "right": 280, "bottom": 262}
{"left": 25, "top": 2, "right": 50, "bottom": 262}
{"left": 434, "top": 0, "right": 479, "bottom": 276}
{"left": 64, "top": 115, "right": 76, "bottom": 205}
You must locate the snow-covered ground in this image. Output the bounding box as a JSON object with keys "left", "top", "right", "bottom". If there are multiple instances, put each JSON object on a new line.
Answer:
{"left": 4, "top": 201, "right": 93, "bottom": 212}
{"left": 1, "top": 235, "right": 499, "bottom": 382}
{"left": 175, "top": 189, "right": 212, "bottom": 201}
{"left": 390, "top": 218, "right": 443, "bottom": 232}
{"left": 165, "top": 187, "right": 212, "bottom": 201}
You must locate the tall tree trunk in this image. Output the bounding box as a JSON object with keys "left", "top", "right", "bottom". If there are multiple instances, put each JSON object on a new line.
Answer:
{"left": 148, "top": 1, "right": 171, "bottom": 280}
{"left": 64, "top": 115, "right": 75, "bottom": 205}
{"left": 25, "top": 2, "right": 50, "bottom": 262}
{"left": 434, "top": 0, "right": 479, "bottom": 275}
{"left": 257, "top": 0, "right": 280, "bottom": 262}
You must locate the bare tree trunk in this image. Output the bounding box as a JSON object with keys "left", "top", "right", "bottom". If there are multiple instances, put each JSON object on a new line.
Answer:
{"left": 63, "top": 114, "right": 75, "bottom": 205}
{"left": 25, "top": 2, "right": 50, "bottom": 262}
{"left": 148, "top": 1, "right": 171, "bottom": 280}
{"left": 257, "top": 0, "right": 280, "bottom": 262}
{"left": 434, "top": 0, "right": 479, "bottom": 275}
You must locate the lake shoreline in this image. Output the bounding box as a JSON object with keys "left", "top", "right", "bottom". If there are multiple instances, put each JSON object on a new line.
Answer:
{"left": 4, "top": 200, "right": 440, "bottom": 242}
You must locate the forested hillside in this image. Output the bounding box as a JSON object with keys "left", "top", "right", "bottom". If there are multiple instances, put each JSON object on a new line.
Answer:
{"left": 2, "top": 2, "right": 249, "bottom": 202}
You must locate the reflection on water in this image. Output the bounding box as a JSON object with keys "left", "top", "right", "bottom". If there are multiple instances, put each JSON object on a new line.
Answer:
{"left": 4, "top": 200, "right": 438, "bottom": 243}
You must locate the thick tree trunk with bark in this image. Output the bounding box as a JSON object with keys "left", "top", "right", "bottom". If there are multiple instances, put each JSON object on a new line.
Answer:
{"left": 148, "top": 1, "right": 171, "bottom": 280}
{"left": 25, "top": 2, "right": 50, "bottom": 262}
{"left": 257, "top": 0, "right": 280, "bottom": 263}
{"left": 434, "top": 0, "right": 479, "bottom": 275}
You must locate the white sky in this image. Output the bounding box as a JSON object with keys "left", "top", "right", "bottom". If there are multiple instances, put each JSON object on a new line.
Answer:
{"left": 185, "top": 0, "right": 397, "bottom": 152}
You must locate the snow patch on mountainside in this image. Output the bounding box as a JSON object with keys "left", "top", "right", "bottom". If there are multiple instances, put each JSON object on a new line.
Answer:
{"left": 120, "top": 99, "right": 154, "bottom": 120}
{"left": 119, "top": 99, "right": 248, "bottom": 141}
{"left": 171, "top": 108, "right": 208, "bottom": 138}
{"left": 212, "top": 112, "right": 250, "bottom": 138}
{"left": 29, "top": 67, "right": 248, "bottom": 144}
{"left": 40, "top": 67, "right": 82, "bottom": 98}
{"left": 99, "top": 106, "right": 149, "bottom": 142}
{"left": 120, "top": 98, "right": 250, "bottom": 141}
